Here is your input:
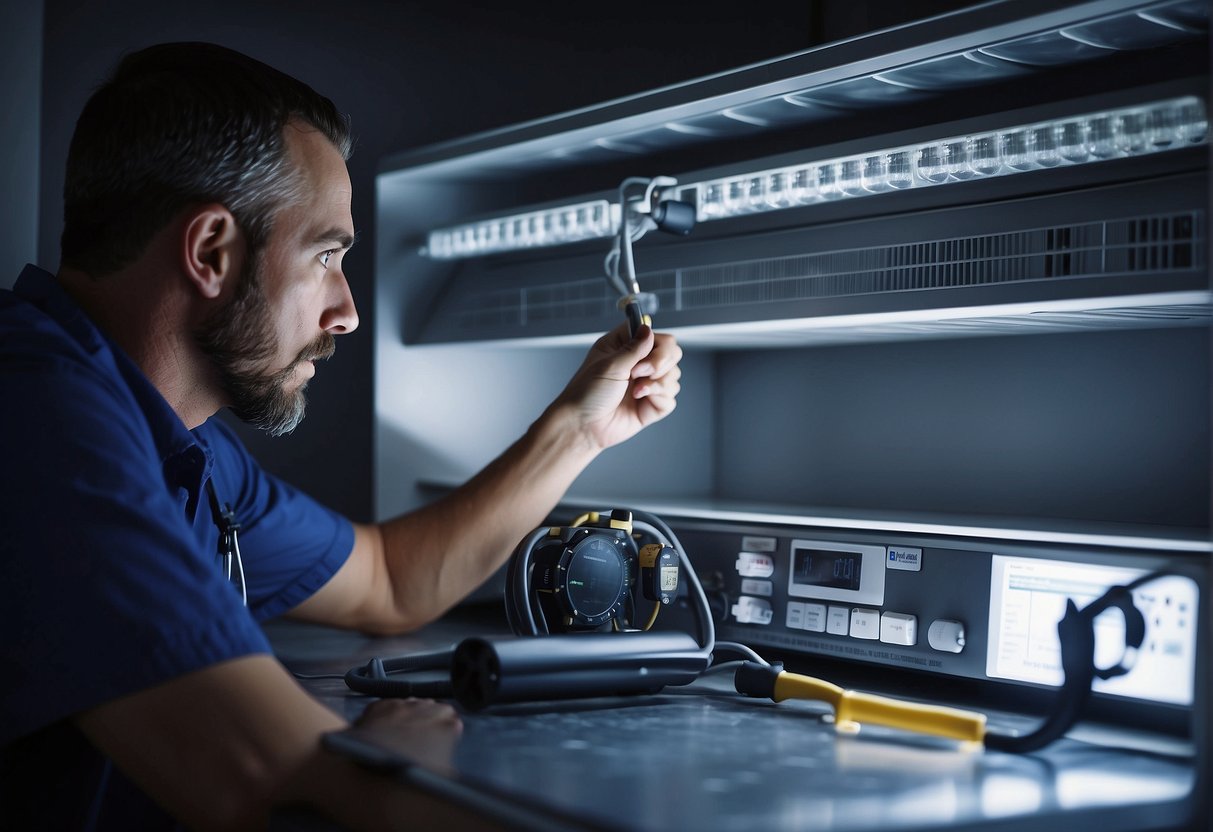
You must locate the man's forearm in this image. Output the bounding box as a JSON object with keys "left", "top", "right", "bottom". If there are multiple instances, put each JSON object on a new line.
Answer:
{"left": 375, "top": 401, "right": 601, "bottom": 630}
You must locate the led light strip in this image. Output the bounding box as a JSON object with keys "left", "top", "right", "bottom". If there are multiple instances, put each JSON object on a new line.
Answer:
{"left": 426, "top": 199, "right": 619, "bottom": 260}
{"left": 424, "top": 96, "right": 1207, "bottom": 260}
{"left": 687, "top": 96, "right": 1207, "bottom": 221}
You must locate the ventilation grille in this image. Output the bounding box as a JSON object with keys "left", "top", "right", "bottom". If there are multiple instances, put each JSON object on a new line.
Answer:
{"left": 454, "top": 212, "right": 1204, "bottom": 331}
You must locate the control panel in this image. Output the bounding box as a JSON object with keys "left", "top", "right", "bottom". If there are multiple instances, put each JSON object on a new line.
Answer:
{"left": 673, "top": 521, "right": 1201, "bottom": 707}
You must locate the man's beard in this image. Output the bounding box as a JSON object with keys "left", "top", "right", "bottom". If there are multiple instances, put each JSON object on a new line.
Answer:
{"left": 193, "top": 256, "right": 335, "bottom": 436}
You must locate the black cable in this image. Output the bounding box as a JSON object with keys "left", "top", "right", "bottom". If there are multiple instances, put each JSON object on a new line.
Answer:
{"left": 343, "top": 648, "right": 456, "bottom": 699}
{"left": 631, "top": 511, "right": 715, "bottom": 657}
{"left": 983, "top": 569, "right": 1171, "bottom": 753}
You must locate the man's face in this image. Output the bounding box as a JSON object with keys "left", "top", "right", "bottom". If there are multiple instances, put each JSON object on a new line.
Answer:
{"left": 194, "top": 124, "right": 358, "bottom": 435}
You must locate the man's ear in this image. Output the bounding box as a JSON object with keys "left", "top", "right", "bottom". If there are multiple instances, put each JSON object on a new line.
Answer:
{"left": 181, "top": 204, "right": 243, "bottom": 299}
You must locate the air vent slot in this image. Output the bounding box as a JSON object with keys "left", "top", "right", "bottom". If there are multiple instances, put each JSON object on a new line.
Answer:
{"left": 449, "top": 212, "right": 1204, "bottom": 334}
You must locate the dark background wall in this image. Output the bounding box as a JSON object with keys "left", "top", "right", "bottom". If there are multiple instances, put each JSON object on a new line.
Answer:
{"left": 18, "top": 0, "right": 976, "bottom": 522}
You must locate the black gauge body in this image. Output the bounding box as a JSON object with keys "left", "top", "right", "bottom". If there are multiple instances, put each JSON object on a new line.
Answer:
{"left": 532, "top": 528, "right": 636, "bottom": 629}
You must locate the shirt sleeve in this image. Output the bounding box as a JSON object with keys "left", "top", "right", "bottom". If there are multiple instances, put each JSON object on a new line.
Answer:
{"left": 196, "top": 418, "right": 355, "bottom": 622}
{"left": 0, "top": 354, "right": 272, "bottom": 743}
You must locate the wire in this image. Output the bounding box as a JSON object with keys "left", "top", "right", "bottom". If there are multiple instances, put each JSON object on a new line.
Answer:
{"left": 713, "top": 641, "right": 767, "bottom": 665}
{"left": 504, "top": 525, "right": 551, "bottom": 636}
{"left": 633, "top": 513, "right": 715, "bottom": 659}
{"left": 232, "top": 528, "right": 247, "bottom": 607}
{"left": 700, "top": 660, "right": 746, "bottom": 678}
{"left": 982, "top": 567, "right": 1178, "bottom": 753}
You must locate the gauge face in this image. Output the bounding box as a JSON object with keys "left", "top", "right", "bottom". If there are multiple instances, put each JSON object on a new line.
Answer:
{"left": 565, "top": 535, "right": 627, "bottom": 619}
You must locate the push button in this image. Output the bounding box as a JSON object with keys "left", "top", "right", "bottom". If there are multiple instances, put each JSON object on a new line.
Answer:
{"left": 826, "top": 605, "right": 850, "bottom": 635}
{"left": 786, "top": 601, "right": 806, "bottom": 630}
{"left": 879, "top": 611, "right": 917, "bottom": 646}
{"left": 803, "top": 602, "right": 827, "bottom": 633}
{"left": 849, "top": 608, "right": 880, "bottom": 640}
{"left": 927, "top": 619, "right": 966, "bottom": 653}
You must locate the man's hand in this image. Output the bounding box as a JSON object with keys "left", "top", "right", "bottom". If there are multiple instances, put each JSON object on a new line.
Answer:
{"left": 339, "top": 698, "right": 463, "bottom": 774}
{"left": 551, "top": 322, "right": 683, "bottom": 451}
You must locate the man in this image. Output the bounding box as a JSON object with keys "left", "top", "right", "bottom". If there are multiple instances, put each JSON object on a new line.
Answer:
{"left": 0, "top": 42, "right": 682, "bottom": 830}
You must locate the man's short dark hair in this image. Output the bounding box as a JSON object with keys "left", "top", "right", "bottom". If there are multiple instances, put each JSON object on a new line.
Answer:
{"left": 61, "top": 42, "right": 353, "bottom": 275}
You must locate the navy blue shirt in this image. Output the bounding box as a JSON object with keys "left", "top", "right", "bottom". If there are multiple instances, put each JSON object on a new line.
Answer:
{"left": 0, "top": 265, "right": 355, "bottom": 829}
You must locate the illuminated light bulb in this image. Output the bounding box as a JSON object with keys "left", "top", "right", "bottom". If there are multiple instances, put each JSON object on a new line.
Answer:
{"left": 1058, "top": 120, "right": 1089, "bottom": 163}
{"left": 526, "top": 215, "right": 542, "bottom": 246}
{"left": 699, "top": 182, "right": 724, "bottom": 219}
{"left": 456, "top": 227, "right": 474, "bottom": 254}
{"left": 886, "top": 150, "right": 913, "bottom": 189}
{"left": 559, "top": 208, "right": 577, "bottom": 240}
{"left": 723, "top": 177, "right": 750, "bottom": 215}
{"left": 1029, "top": 125, "right": 1061, "bottom": 168}
{"left": 816, "top": 162, "right": 842, "bottom": 200}
{"left": 969, "top": 134, "right": 1002, "bottom": 176}
{"left": 1145, "top": 105, "right": 1178, "bottom": 150}
{"left": 571, "top": 207, "right": 589, "bottom": 239}
{"left": 915, "top": 144, "right": 948, "bottom": 184}
{"left": 1116, "top": 111, "right": 1147, "bottom": 155}
{"left": 1086, "top": 116, "right": 1118, "bottom": 159}
{"left": 746, "top": 175, "right": 766, "bottom": 210}
{"left": 765, "top": 170, "right": 791, "bottom": 208}
{"left": 840, "top": 158, "right": 865, "bottom": 196}
{"left": 1176, "top": 100, "right": 1207, "bottom": 144}
{"left": 592, "top": 203, "right": 610, "bottom": 235}
{"left": 861, "top": 154, "right": 890, "bottom": 192}
{"left": 791, "top": 166, "right": 818, "bottom": 203}
{"left": 1000, "top": 129, "right": 1032, "bottom": 171}
{"left": 943, "top": 140, "right": 975, "bottom": 180}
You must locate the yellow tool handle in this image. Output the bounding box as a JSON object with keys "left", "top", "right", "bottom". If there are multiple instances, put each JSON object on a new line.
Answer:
{"left": 774, "top": 672, "right": 987, "bottom": 743}
{"left": 838, "top": 690, "right": 987, "bottom": 743}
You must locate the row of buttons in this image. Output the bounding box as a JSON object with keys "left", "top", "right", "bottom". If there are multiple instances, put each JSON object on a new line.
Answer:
{"left": 786, "top": 601, "right": 917, "bottom": 646}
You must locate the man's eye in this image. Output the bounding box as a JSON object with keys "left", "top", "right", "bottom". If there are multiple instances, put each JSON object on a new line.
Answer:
{"left": 319, "top": 249, "right": 337, "bottom": 268}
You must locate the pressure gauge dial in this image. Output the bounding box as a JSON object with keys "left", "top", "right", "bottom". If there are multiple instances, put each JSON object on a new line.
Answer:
{"left": 533, "top": 528, "right": 636, "bottom": 629}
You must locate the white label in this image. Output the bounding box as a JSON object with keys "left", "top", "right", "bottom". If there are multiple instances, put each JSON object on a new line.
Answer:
{"left": 886, "top": 546, "right": 922, "bottom": 572}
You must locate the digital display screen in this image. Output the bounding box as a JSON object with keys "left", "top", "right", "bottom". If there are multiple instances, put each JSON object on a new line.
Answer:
{"left": 660, "top": 566, "right": 679, "bottom": 592}
{"left": 987, "top": 555, "right": 1198, "bottom": 705}
{"left": 791, "top": 548, "right": 862, "bottom": 591}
